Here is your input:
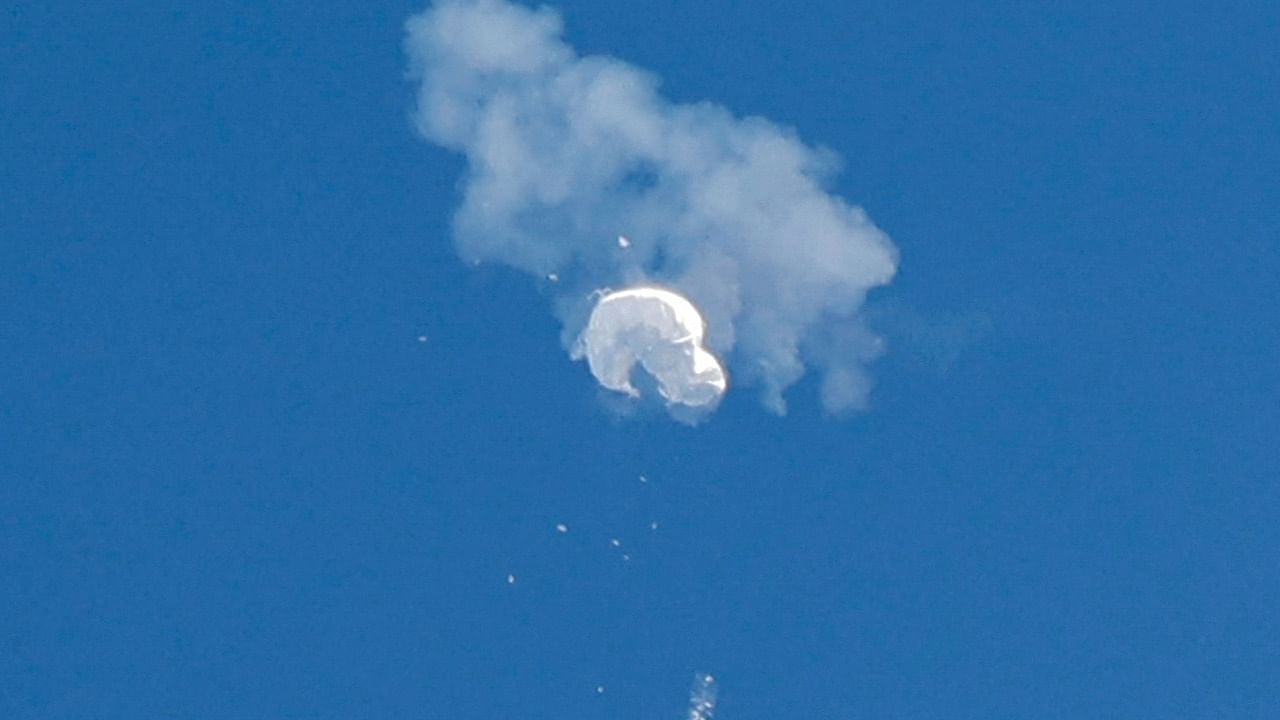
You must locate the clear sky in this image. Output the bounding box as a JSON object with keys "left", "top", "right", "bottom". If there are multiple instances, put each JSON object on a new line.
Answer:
{"left": 3, "top": 1, "right": 1278, "bottom": 718}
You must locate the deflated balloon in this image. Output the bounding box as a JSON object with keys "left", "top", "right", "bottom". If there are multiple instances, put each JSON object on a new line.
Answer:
{"left": 572, "top": 287, "right": 727, "bottom": 407}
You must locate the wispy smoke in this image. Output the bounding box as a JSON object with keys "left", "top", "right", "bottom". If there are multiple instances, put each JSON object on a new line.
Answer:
{"left": 405, "top": 0, "right": 898, "bottom": 413}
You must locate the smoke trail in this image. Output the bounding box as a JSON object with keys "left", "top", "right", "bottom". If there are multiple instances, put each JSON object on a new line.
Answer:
{"left": 405, "top": 0, "right": 898, "bottom": 414}
{"left": 688, "top": 673, "right": 718, "bottom": 720}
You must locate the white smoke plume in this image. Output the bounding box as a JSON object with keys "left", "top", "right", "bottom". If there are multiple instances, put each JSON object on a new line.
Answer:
{"left": 405, "top": 0, "right": 898, "bottom": 414}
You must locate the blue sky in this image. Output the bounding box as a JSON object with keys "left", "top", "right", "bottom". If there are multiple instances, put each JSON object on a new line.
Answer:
{"left": 3, "top": 1, "right": 1278, "bottom": 718}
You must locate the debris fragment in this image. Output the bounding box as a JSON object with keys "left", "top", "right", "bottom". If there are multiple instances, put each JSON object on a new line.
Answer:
{"left": 688, "top": 673, "right": 718, "bottom": 720}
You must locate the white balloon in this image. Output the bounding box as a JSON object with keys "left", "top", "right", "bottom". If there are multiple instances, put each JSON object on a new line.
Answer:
{"left": 572, "top": 286, "right": 727, "bottom": 408}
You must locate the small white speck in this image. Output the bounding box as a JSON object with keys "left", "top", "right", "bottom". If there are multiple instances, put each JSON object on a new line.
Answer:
{"left": 617, "top": 235, "right": 631, "bottom": 248}
{"left": 547, "top": 272, "right": 559, "bottom": 282}
{"left": 610, "top": 538, "right": 622, "bottom": 547}
{"left": 650, "top": 521, "right": 659, "bottom": 530}
{"left": 416, "top": 335, "right": 428, "bottom": 343}
{"left": 622, "top": 553, "right": 631, "bottom": 561}
{"left": 638, "top": 475, "right": 647, "bottom": 483}
{"left": 555, "top": 523, "right": 568, "bottom": 533}
{"left": 506, "top": 574, "right": 516, "bottom": 584}
{"left": 596, "top": 685, "right": 605, "bottom": 694}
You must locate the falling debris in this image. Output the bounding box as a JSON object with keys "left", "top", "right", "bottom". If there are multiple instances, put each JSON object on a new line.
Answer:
{"left": 416, "top": 335, "right": 428, "bottom": 343}
{"left": 639, "top": 475, "right": 648, "bottom": 484}
{"left": 506, "top": 574, "right": 516, "bottom": 585}
{"left": 610, "top": 538, "right": 622, "bottom": 548}
{"left": 547, "top": 272, "right": 559, "bottom": 282}
{"left": 617, "top": 234, "right": 631, "bottom": 249}
{"left": 688, "top": 673, "right": 718, "bottom": 720}
{"left": 622, "top": 553, "right": 631, "bottom": 561}
{"left": 555, "top": 523, "right": 569, "bottom": 533}
{"left": 596, "top": 686, "right": 606, "bottom": 695}
{"left": 650, "top": 521, "right": 659, "bottom": 530}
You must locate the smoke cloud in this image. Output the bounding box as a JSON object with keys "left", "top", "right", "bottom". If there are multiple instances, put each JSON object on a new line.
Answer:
{"left": 405, "top": 0, "right": 898, "bottom": 414}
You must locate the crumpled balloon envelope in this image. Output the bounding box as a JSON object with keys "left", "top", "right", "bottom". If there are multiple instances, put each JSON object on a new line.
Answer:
{"left": 572, "top": 287, "right": 727, "bottom": 408}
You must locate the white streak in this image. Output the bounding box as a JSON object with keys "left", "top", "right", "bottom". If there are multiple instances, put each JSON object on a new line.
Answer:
{"left": 688, "top": 673, "right": 718, "bottom": 720}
